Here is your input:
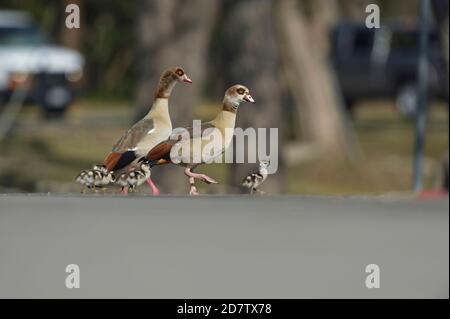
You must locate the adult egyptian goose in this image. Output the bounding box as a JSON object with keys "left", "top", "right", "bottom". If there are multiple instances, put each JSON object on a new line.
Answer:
{"left": 102, "top": 66, "right": 192, "bottom": 195}
{"left": 241, "top": 160, "right": 270, "bottom": 194}
{"left": 145, "top": 84, "right": 255, "bottom": 195}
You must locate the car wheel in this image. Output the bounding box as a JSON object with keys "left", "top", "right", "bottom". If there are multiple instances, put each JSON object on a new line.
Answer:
{"left": 40, "top": 85, "right": 72, "bottom": 119}
{"left": 396, "top": 83, "right": 418, "bottom": 118}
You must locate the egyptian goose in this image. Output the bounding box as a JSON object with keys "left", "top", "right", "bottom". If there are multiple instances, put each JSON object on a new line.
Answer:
{"left": 92, "top": 164, "right": 108, "bottom": 175}
{"left": 76, "top": 164, "right": 114, "bottom": 193}
{"left": 127, "top": 162, "right": 152, "bottom": 193}
{"left": 145, "top": 84, "right": 255, "bottom": 195}
{"left": 102, "top": 66, "right": 192, "bottom": 195}
{"left": 83, "top": 170, "right": 96, "bottom": 190}
{"left": 116, "top": 172, "right": 130, "bottom": 194}
{"left": 241, "top": 160, "right": 270, "bottom": 194}
{"left": 115, "top": 161, "right": 151, "bottom": 194}
{"left": 94, "top": 170, "right": 115, "bottom": 189}
{"left": 75, "top": 170, "right": 99, "bottom": 193}
{"left": 75, "top": 170, "right": 89, "bottom": 193}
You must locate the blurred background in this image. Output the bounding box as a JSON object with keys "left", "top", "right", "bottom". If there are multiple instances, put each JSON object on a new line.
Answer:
{"left": 0, "top": 0, "right": 448, "bottom": 195}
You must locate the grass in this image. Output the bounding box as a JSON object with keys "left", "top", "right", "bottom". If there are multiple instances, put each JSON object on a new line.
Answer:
{"left": 287, "top": 100, "right": 448, "bottom": 195}
{"left": 0, "top": 98, "right": 448, "bottom": 194}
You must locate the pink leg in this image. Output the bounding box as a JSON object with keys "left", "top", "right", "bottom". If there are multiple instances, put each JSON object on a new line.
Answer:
{"left": 189, "top": 185, "right": 199, "bottom": 195}
{"left": 121, "top": 186, "right": 129, "bottom": 195}
{"left": 189, "top": 176, "right": 199, "bottom": 195}
{"left": 146, "top": 177, "right": 160, "bottom": 196}
{"left": 184, "top": 168, "right": 218, "bottom": 184}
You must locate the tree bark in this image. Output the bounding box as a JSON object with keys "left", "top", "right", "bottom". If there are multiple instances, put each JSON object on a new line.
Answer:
{"left": 339, "top": 0, "right": 375, "bottom": 20}
{"left": 276, "top": 0, "right": 359, "bottom": 162}
{"left": 60, "top": 0, "right": 83, "bottom": 50}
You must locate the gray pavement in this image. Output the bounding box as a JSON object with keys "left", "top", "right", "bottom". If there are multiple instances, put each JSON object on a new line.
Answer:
{"left": 0, "top": 194, "right": 448, "bottom": 298}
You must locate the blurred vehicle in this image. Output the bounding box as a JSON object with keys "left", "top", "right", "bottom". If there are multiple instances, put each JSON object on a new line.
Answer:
{"left": 0, "top": 10, "right": 84, "bottom": 118}
{"left": 331, "top": 23, "right": 447, "bottom": 117}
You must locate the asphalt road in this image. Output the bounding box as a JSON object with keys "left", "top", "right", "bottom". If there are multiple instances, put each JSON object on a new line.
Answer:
{"left": 0, "top": 194, "right": 448, "bottom": 298}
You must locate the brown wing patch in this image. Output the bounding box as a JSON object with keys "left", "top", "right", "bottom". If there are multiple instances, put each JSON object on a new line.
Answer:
{"left": 146, "top": 122, "right": 217, "bottom": 164}
{"left": 146, "top": 140, "right": 178, "bottom": 162}
{"left": 103, "top": 152, "right": 122, "bottom": 171}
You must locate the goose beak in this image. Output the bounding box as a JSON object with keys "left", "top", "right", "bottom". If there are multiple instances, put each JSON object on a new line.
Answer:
{"left": 183, "top": 75, "right": 193, "bottom": 84}
{"left": 244, "top": 93, "right": 255, "bottom": 104}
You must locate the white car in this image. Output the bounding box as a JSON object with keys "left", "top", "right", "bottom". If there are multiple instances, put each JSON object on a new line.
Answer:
{"left": 0, "top": 10, "right": 84, "bottom": 117}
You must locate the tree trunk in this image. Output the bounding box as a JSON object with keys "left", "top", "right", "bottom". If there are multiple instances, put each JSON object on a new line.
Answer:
{"left": 134, "top": 0, "right": 218, "bottom": 193}
{"left": 275, "top": 0, "right": 360, "bottom": 163}
{"left": 60, "top": 0, "right": 83, "bottom": 50}
{"left": 339, "top": 0, "right": 375, "bottom": 19}
{"left": 219, "top": 0, "right": 286, "bottom": 194}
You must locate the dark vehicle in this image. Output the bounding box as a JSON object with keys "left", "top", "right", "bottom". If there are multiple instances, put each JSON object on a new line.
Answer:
{"left": 331, "top": 23, "right": 447, "bottom": 117}
{"left": 0, "top": 10, "right": 84, "bottom": 118}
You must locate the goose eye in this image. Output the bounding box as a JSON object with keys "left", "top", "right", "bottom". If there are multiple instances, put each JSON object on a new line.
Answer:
{"left": 176, "top": 69, "right": 184, "bottom": 76}
{"left": 237, "top": 88, "right": 245, "bottom": 95}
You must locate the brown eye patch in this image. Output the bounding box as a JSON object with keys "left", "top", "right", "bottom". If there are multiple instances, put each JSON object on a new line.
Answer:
{"left": 176, "top": 69, "right": 184, "bottom": 76}
{"left": 237, "top": 88, "right": 245, "bottom": 95}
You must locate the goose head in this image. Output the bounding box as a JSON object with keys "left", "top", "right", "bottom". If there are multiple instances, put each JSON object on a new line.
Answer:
{"left": 259, "top": 159, "right": 270, "bottom": 169}
{"left": 139, "top": 161, "right": 151, "bottom": 174}
{"left": 172, "top": 66, "right": 192, "bottom": 84}
{"left": 223, "top": 84, "right": 255, "bottom": 111}
{"left": 156, "top": 66, "right": 192, "bottom": 98}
